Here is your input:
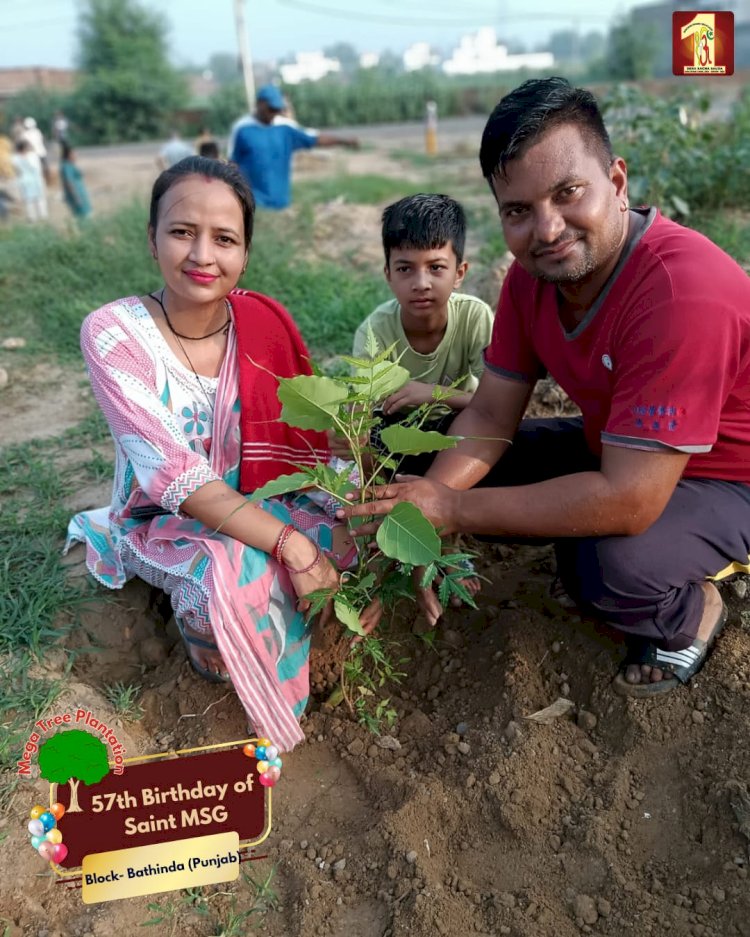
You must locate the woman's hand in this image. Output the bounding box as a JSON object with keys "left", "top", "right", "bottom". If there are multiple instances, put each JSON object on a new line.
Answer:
{"left": 283, "top": 531, "right": 341, "bottom": 626}
{"left": 337, "top": 474, "right": 462, "bottom": 536}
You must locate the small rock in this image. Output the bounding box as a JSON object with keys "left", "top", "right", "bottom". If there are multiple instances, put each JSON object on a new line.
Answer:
{"left": 399, "top": 709, "right": 432, "bottom": 738}
{"left": 488, "top": 772, "right": 501, "bottom": 786}
{"left": 498, "top": 892, "right": 516, "bottom": 908}
{"left": 310, "top": 884, "right": 322, "bottom": 899}
{"left": 551, "top": 641, "right": 562, "bottom": 653}
{"left": 577, "top": 710, "right": 598, "bottom": 732}
{"left": 574, "top": 894, "right": 598, "bottom": 925}
{"left": 367, "top": 744, "right": 379, "bottom": 758}
{"left": 692, "top": 710, "right": 705, "bottom": 726}
{"left": 347, "top": 738, "right": 365, "bottom": 755}
{"left": 306, "top": 847, "right": 316, "bottom": 860}
{"left": 442, "top": 628, "right": 463, "bottom": 648}
{"left": 333, "top": 858, "right": 346, "bottom": 871}
{"left": 503, "top": 720, "right": 521, "bottom": 742}
{"left": 1, "top": 337, "right": 26, "bottom": 349}
{"left": 597, "top": 898, "right": 612, "bottom": 918}
{"left": 731, "top": 579, "right": 748, "bottom": 599}
{"left": 549, "top": 834, "right": 561, "bottom": 852}
{"left": 406, "top": 850, "right": 418, "bottom": 864}
{"left": 694, "top": 899, "right": 710, "bottom": 915}
{"left": 712, "top": 887, "right": 725, "bottom": 903}
{"left": 560, "top": 682, "right": 571, "bottom": 697}
{"left": 465, "top": 773, "right": 476, "bottom": 788}
{"left": 376, "top": 735, "right": 401, "bottom": 751}
{"left": 300, "top": 840, "right": 308, "bottom": 849}
{"left": 509, "top": 789, "right": 523, "bottom": 804}
{"left": 456, "top": 721, "right": 469, "bottom": 736}
{"left": 457, "top": 741, "right": 471, "bottom": 755}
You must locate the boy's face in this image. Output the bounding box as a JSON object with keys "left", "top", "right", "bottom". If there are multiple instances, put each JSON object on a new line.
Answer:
{"left": 385, "top": 242, "right": 467, "bottom": 320}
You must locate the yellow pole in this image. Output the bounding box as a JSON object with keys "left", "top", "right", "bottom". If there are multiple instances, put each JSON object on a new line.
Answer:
{"left": 425, "top": 100, "right": 438, "bottom": 156}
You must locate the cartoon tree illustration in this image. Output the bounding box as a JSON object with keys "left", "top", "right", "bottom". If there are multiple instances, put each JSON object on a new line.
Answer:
{"left": 38, "top": 730, "right": 110, "bottom": 813}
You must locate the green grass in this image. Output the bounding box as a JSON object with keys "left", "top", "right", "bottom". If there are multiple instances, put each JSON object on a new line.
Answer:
{"left": 103, "top": 681, "right": 144, "bottom": 721}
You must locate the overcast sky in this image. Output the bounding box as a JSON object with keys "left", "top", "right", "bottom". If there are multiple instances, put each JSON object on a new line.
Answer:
{"left": 1, "top": 0, "right": 644, "bottom": 70}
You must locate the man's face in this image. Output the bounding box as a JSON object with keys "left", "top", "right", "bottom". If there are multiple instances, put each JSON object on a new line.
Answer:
{"left": 256, "top": 100, "right": 282, "bottom": 125}
{"left": 490, "top": 123, "right": 628, "bottom": 285}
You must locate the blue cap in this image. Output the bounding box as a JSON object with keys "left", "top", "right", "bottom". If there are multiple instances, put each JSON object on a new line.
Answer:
{"left": 257, "top": 84, "right": 285, "bottom": 110}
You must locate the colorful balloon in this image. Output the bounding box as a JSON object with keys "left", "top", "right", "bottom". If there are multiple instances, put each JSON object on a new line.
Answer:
{"left": 30, "top": 835, "right": 44, "bottom": 849}
{"left": 50, "top": 803, "right": 66, "bottom": 821}
{"left": 265, "top": 766, "right": 280, "bottom": 782}
{"left": 38, "top": 812, "right": 56, "bottom": 832}
{"left": 265, "top": 745, "right": 279, "bottom": 761}
{"left": 242, "top": 744, "right": 256, "bottom": 758}
{"left": 46, "top": 828, "right": 63, "bottom": 844}
{"left": 29, "top": 805, "right": 45, "bottom": 820}
{"left": 28, "top": 819, "right": 44, "bottom": 837}
{"left": 256, "top": 760, "right": 269, "bottom": 774}
{"left": 256, "top": 737, "right": 271, "bottom": 747}
{"left": 259, "top": 773, "right": 276, "bottom": 787}
{"left": 271, "top": 757, "right": 282, "bottom": 769}
{"left": 255, "top": 746, "right": 267, "bottom": 761}
{"left": 37, "top": 841, "right": 55, "bottom": 861}
{"left": 51, "top": 843, "right": 68, "bottom": 864}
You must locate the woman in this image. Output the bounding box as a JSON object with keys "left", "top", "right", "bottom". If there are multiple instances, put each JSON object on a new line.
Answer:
{"left": 59, "top": 141, "right": 92, "bottom": 220}
{"left": 66, "top": 156, "right": 376, "bottom": 751}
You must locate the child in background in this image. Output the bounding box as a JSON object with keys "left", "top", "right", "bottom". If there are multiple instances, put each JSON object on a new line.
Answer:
{"left": 11, "top": 139, "right": 48, "bottom": 222}
{"left": 60, "top": 142, "right": 92, "bottom": 220}
{"left": 354, "top": 193, "right": 494, "bottom": 456}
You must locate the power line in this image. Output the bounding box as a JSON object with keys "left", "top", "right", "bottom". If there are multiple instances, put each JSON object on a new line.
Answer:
{"left": 277, "top": 0, "right": 613, "bottom": 25}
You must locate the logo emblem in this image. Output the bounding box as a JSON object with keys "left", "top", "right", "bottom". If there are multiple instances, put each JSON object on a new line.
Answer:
{"left": 602, "top": 354, "right": 613, "bottom": 371}
{"left": 673, "top": 12, "right": 734, "bottom": 76}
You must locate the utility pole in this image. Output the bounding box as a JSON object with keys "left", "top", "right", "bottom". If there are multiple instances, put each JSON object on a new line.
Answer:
{"left": 233, "top": 0, "right": 255, "bottom": 113}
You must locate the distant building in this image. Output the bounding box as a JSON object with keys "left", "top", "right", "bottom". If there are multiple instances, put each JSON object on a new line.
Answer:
{"left": 280, "top": 51, "right": 341, "bottom": 85}
{"left": 403, "top": 42, "right": 441, "bottom": 72}
{"left": 359, "top": 52, "right": 380, "bottom": 70}
{"left": 0, "top": 67, "right": 77, "bottom": 104}
{"left": 442, "top": 27, "right": 554, "bottom": 75}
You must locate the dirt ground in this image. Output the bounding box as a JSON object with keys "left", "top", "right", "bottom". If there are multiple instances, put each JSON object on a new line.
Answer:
{"left": 2, "top": 130, "right": 750, "bottom": 937}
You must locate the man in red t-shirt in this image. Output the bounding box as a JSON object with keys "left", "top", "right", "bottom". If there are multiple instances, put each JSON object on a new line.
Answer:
{"left": 343, "top": 77, "right": 750, "bottom": 696}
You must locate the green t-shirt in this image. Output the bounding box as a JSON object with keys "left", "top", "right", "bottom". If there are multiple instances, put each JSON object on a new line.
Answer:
{"left": 352, "top": 293, "right": 494, "bottom": 393}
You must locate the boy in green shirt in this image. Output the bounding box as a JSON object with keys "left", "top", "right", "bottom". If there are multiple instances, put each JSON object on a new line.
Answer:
{"left": 353, "top": 192, "right": 493, "bottom": 420}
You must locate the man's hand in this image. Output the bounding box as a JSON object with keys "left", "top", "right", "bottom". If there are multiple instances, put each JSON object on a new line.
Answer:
{"left": 382, "top": 381, "right": 437, "bottom": 416}
{"left": 337, "top": 474, "right": 461, "bottom": 536}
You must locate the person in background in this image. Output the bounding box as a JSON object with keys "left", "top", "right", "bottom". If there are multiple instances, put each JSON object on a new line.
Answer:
{"left": 229, "top": 84, "right": 358, "bottom": 210}
{"left": 12, "top": 139, "right": 48, "bottom": 222}
{"left": 195, "top": 126, "right": 219, "bottom": 156}
{"left": 198, "top": 139, "right": 221, "bottom": 160}
{"left": 158, "top": 130, "right": 194, "bottom": 170}
{"left": 21, "top": 117, "right": 50, "bottom": 183}
{"left": 60, "top": 141, "right": 92, "bottom": 220}
{"left": 52, "top": 110, "right": 70, "bottom": 147}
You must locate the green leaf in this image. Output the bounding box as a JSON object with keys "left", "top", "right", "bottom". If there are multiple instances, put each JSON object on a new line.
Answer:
{"left": 671, "top": 194, "right": 690, "bottom": 216}
{"left": 364, "top": 321, "right": 380, "bottom": 359}
{"left": 247, "top": 471, "right": 311, "bottom": 502}
{"left": 277, "top": 374, "right": 348, "bottom": 431}
{"left": 334, "top": 599, "right": 366, "bottom": 635}
{"left": 355, "top": 360, "right": 410, "bottom": 402}
{"left": 380, "top": 425, "right": 461, "bottom": 456}
{"left": 376, "top": 501, "right": 442, "bottom": 565}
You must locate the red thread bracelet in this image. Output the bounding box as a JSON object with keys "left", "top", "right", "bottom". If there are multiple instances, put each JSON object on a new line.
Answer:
{"left": 272, "top": 524, "right": 296, "bottom": 565}
{"left": 284, "top": 541, "right": 322, "bottom": 575}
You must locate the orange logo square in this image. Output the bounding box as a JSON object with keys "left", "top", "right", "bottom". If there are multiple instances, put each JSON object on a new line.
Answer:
{"left": 673, "top": 11, "right": 734, "bottom": 75}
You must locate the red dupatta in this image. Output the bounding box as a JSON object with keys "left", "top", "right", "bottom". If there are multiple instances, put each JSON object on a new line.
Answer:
{"left": 231, "top": 289, "right": 330, "bottom": 493}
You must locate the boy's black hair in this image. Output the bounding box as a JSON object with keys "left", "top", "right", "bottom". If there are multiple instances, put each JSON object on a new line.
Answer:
{"left": 479, "top": 77, "right": 613, "bottom": 182}
{"left": 382, "top": 193, "right": 466, "bottom": 266}
{"left": 149, "top": 155, "right": 255, "bottom": 248}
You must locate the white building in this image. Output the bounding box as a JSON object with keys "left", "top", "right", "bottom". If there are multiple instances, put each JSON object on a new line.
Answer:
{"left": 443, "top": 27, "right": 554, "bottom": 74}
{"left": 403, "top": 42, "right": 441, "bottom": 71}
{"left": 280, "top": 51, "right": 341, "bottom": 85}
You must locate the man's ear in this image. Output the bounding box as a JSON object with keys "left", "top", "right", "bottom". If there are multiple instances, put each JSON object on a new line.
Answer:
{"left": 610, "top": 155, "right": 629, "bottom": 208}
{"left": 383, "top": 262, "right": 391, "bottom": 283}
{"left": 454, "top": 260, "right": 469, "bottom": 290}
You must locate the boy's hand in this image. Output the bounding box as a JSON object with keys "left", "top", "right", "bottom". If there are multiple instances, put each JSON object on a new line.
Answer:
{"left": 326, "top": 428, "right": 353, "bottom": 460}
{"left": 382, "top": 381, "right": 437, "bottom": 415}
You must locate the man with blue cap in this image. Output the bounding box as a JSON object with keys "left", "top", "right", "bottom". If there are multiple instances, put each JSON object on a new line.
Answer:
{"left": 229, "top": 84, "right": 358, "bottom": 210}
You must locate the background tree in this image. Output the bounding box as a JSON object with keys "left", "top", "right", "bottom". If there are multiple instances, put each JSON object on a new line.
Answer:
{"left": 38, "top": 730, "right": 110, "bottom": 813}
{"left": 70, "top": 0, "right": 188, "bottom": 144}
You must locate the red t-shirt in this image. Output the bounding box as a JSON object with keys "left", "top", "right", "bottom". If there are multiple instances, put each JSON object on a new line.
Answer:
{"left": 485, "top": 209, "right": 750, "bottom": 482}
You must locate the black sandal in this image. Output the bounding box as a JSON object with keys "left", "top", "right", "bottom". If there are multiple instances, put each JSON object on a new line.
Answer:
{"left": 613, "top": 603, "right": 728, "bottom": 698}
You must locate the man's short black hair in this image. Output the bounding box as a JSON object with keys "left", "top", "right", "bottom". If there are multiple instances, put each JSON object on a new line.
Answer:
{"left": 479, "top": 77, "right": 613, "bottom": 182}
{"left": 382, "top": 193, "right": 466, "bottom": 266}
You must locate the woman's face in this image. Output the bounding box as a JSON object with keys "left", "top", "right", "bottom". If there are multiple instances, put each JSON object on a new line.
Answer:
{"left": 149, "top": 175, "right": 248, "bottom": 307}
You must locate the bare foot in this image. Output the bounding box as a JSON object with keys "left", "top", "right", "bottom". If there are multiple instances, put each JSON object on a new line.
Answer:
{"left": 624, "top": 581, "right": 723, "bottom": 686}
{"left": 179, "top": 619, "right": 229, "bottom": 680}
